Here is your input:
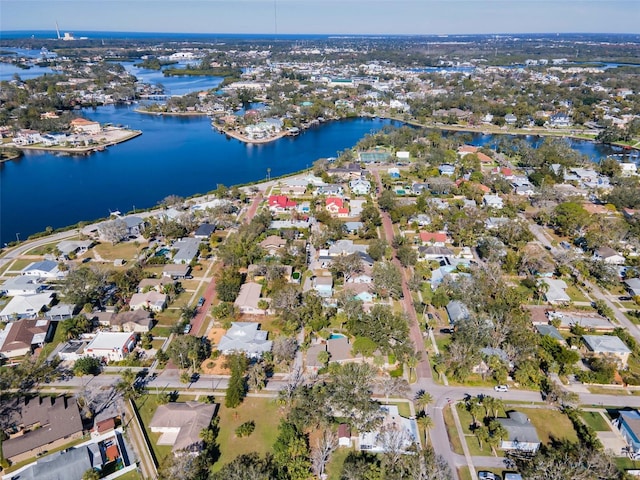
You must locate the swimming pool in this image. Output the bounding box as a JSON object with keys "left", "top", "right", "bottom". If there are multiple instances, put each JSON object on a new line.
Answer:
{"left": 329, "top": 333, "right": 346, "bottom": 340}
{"left": 155, "top": 248, "right": 170, "bottom": 257}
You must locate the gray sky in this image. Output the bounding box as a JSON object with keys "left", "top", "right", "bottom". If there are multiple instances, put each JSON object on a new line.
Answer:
{"left": 2, "top": 0, "right": 638, "bottom": 35}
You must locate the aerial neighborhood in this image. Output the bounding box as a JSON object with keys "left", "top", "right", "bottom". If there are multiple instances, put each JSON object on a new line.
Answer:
{"left": 0, "top": 32, "right": 640, "bottom": 480}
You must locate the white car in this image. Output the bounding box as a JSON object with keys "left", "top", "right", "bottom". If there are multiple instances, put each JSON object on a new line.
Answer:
{"left": 494, "top": 385, "right": 509, "bottom": 392}
{"left": 478, "top": 472, "right": 501, "bottom": 480}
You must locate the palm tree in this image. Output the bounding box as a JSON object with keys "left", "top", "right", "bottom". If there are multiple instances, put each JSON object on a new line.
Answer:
{"left": 467, "top": 399, "right": 485, "bottom": 428}
{"left": 474, "top": 425, "right": 490, "bottom": 450}
{"left": 416, "top": 414, "right": 433, "bottom": 446}
{"left": 414, "top": 390, "right": 433, "bottom": 414}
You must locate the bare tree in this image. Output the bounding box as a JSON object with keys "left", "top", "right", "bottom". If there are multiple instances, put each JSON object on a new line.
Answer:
{"left": 378, "top": 424, "right": 413, "bottom": 470}
{"left": 98, "top": 219, "right": 128, "bottom": 244}
{"left": 272, "top": 336, "right": 298, "bottom": 370}
{"left": 310, "top": 429, "right": 338, "bottom": 478}
{"left": 376, "top": 376, "right": 410, "bottom": 401}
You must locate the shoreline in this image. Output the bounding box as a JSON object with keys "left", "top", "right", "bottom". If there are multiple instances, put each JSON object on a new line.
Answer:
{"left": 210, "top": 122, "right": 289, "bottom": 145}
{"left": 134, "top": 108, "right": 207, "bottom": 117}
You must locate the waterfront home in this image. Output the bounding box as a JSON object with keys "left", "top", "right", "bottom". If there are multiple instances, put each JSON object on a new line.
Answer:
{"left": 150, "top": 402, "right": 217, "bottom": 455}
{"left": 122, "top": 216, "right": 146, "bottom": 236}
{"left": 217, "top": 322, "right": 272, "bottom": 358}
{"left": 84, "top": 332, "right": 137, "bottom": 362}
{"left": 13, "top": 129, "right": 43, "bottom": 146}
{"left": 0, "top": 318, "right": 53, "bottom": 358}
{"left": 505, "top": 114, "right": 517, "bottom": 125}
{"left": 327, "top": 163, "right": 363, "bottom": 180}
{"left": 234, "top": 282, "right": 267, "bottom": 315}
{"left": 582, "top": 335, "right": 632, "bottom": 369}
{"left": 56, "top": 239, "right": 93, "bottom": 259}
{"left": 268, "top": 195, "right": 297, "bottom": 213}
{"left": 549, "top": 112, "right": 571, "bottom": 127}
{"left": 21, "top": 260, "right": 65, "bottom": 279}
{"left": 70, "top": 117, "right": 101, "bottom": 134}
{"left": 498, "top": 411, "right": 540, "bottom": 453}
{"left": 457, "top": 145, "right": 479, "bottom": 157}
{"left": 0, "top": 292, "right": 55, "bottom": 322}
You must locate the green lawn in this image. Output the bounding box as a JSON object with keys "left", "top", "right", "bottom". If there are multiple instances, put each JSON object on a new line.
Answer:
{"left": 212, "top": 397, "right": 283, "bottom": 472}
{"left": 133, "top": 395, "right": 173, "bottom": 464}
{"left": 465, "top": 435, "right": 504, "bottom": 457}
{"left": 442, "top": 405, "right": 464, "bottom": 455}
{"left": 326, "top": 447, "right": 352, "bottom": 480}
{"left": 94, "top": 242, "right": 140, "bottom": 261}
{"left": 114, "top": 469, "right": 144, "bottom": 480}
{"left": 566, "top": 284, "right": 589, "bottom": 303}
{"left": 7, "top": 259, "right": 35, "bottom": 271}
{"left": 516, "top": 407, "right": 578, "bottom": 445}
{"left": 385, "top": 401, "right": 411, "bottom": 418}
{"left": 579, "top": 411, "right": 610, "bottom": 431}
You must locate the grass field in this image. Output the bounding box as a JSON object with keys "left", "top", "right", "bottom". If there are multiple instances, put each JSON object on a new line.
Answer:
{"left": 579, "top": 411, "right": 611, "bottom": 431}
{"left": 133, "top": 395, "right": 173, "bottom": 464}
{"left": 516, "top": 407, "right": 578, "bottom": 445}
{"left": 325, "top": 447, "right": 352, "bottom": 480}
{"left": 212, "top": 397, "right": 283, "bottom": 472}
{"left": 443, "top": 405, "right": 464, "bottom": 455}
{"left": 116, "top": 469, "right": 144, "bottom": 480}
{"left": 95, "top": 241, "right": 140, "bottom": 261}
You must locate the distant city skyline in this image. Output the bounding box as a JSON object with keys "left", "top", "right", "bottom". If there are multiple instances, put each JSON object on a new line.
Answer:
{"left": 2, "top": 0, "right": 639, "bottom": 36}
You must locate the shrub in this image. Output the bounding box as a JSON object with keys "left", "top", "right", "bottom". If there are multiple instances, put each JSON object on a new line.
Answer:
{"left": 235, "top": 420, "right": 255, "bottom": 437}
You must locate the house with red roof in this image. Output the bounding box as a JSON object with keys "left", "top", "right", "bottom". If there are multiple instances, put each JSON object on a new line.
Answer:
{"left": 477, "top": 152, "right": 493, "bottom": 163}
{"left": 70, "top": 117, "right": 101, "bottom": 134}
{"left": 326, "top": 197, "right": 350, "bottom": 218}
{"left": 419, "top": 231, "right": 449, "bottom": 247}
{"left": 268, "top": 195, "right": 297, "bottom": 213}
{"left": 457, "top": 145, "right": 479, "bottom": 157}
{"left": 491, "top": 166, "right": 515, "bottom": 180}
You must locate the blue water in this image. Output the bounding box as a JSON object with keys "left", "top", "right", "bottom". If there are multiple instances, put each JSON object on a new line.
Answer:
{"left": 0, "top": 63, "right": 55, "bottom": 81}
{"left": 0, "top": 107, "right": 397, "bottom": 244}
{"left": 120, "top": 61, "right": 223, "bottom": 96}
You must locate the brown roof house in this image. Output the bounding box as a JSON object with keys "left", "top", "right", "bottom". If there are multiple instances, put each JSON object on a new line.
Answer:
{"left": 0, "top": 318, "right": 53, "bottom": 358}
{"left": 234, "top": 282, "right": 267, "bottom": 315}
{"left": 1, "top": 396, "right": 84, "bottom": 463}
{"left": 149, "top": 401, "right": 217, "bottom": 455}
{"left": 94, "top": 309, "right": 154, "bottom": 333}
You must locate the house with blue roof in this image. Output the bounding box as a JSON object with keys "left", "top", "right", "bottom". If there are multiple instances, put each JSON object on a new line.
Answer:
{"left": 21, "top": 260, "right": 65, "bottom": 279}
{"left": 616, "top": 410, "right": 640, "bottom": 455}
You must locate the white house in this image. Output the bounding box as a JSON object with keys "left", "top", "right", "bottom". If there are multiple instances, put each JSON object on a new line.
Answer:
{"left": 234, "top": 282, "right": 266, "bottom": 315}
{"left": 482, "top": 194, "right": 504, "bottom": 209}
{"left": 129, "top": 291, "right": 167, "bottom": 312}
{"left": 150, "top": 402, "right": 218, "bottom": 455}
{"left": 21, "top": 260, "right": 65, "bottom": 279}
{"left": 542, "top": 278, "right": 571, "bottom": 304}
{"left": 217, "top": 322, "right": 272, "bottom": 358}
{"left": 583, "top": 335, "right": 632, "bottom": 369}
{"left": 358, "top": 405, "right": 420, "bottom": 453}
{"left": 0, "top": 293, "right": 55, "bottom": 322}
{"left": 594, "top": 247, "right": 626, "bottom": 265}
{"left": 1, "top": 276, "right": 46, "bottom": 297}
{"left": 84, "top": 332, "right": 137, "bottom": 363}
{"left": 349, "top": 178, "right": 371, "bottom": 195}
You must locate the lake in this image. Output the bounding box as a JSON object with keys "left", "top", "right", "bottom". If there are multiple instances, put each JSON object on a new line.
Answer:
{"left": 0, "top": 107, "right": 398, "bottom": 244}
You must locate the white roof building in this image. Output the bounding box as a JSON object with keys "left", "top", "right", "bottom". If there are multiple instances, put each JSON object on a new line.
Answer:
{"left": 217, "top": 322, "right": 272, "bottom": 358}
{"left": 84, "top": 332, "right": 137, "bottom": 363}
{"left": 21, "top": 260, "right": 66, "bottom": 279}
{"left": 0, "top": 293, "right": 55, "bottom": 322}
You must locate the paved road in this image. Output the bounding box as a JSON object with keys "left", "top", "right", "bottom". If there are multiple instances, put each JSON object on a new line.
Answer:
{"left": 525, "top": 215, "right": 640, "bottom": 344}
{"left": 373, "top": 170, "right": 432, "bottom": 381}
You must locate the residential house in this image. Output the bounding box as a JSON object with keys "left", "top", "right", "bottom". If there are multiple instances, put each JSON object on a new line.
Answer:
{"left": 0, "top": 318, "right": 53, "bottom": 358}
{"left": 234, "top": 282, "right": 266, "bottom": 315}
{"left": 419, "top": 231, "right": 448, "bottom": 247}
{"left": 326, "top": 197, "right": 350, "bottom": 218}
{"left": 1, "top": 276, "right": 46, "bottom": 297}
{"left": 542, "top": 279, "right": 571, "bottom": 304}
{"left": 344, "top": 222, "right": 364, "bottom": 234}
{"left": 498, "top": 411, "right": 540, "bottom": 453}
{"left": 485, "top": 217, "right": 510, "bottom": 229}
{"left": 1, "top": 396, "right": 84, "bottom": 464}
{"left": 505, "top": 114, "right": 517, "bottom": 125}
{"left": 268, "top": 195, "right": 297, "bottom": 213}
{"left": 11, "top": 443, "right": 106, "bottom": 480}
{"left": 162, "top": 264, "right": 191, "bottom": 279}
{"left": 625, "top": 278, "right": 640, "bottom": 298}
{"left": 280, "top": 183, "right": 307, "bottom": 196}
{"left": 84, "top": 332, "right": 137, "bottom": 363}
{"left": 549, "top": 112, "right": 571, "bottom": 127}
{"left": 150, "top": 402, "right": 218, "bottom": 455}
{"left": 583, "top": 335, "right": 632, "bottom": 369}
{"left": 129, "top": 291, "right": 167, "bottom": 312}
{"left": 438, "top": 164, "right": 456, "bottom": 176}
{"left": 616, "top": 410, "right": 640, "bottom": 455}
{"left": 408, "top": 213, "right": 431, "bottom": 227}
{"left": 109, "top": 310, "right": 154, "bottom": 333}
{"left": 21, "top": 260, "right": 65, "bottom": 279}
{"left": 172, "top": 238, "right": 201, "bottom": 264}
{"left": 412, "top": 183, "right": 430, "bottom": 196}
{"left": 313, "top": 276, "right": 334, "bottom": 297}
{"left": 217, "top": 322, "right": 272, "bottom": 358}
{"left": 387, "top": 167, "right": 400, "bottom": 178}
{"left": 549, "top": 311, "right": 614, "bottom": 332}
{"left": 121, "top": 216, "right": 146, "bottom": 236}
{"left": 70, "top": 117, "right": 101, "bottom": 134}
{"left": 55, "top": 240, "right": 92, "bottom": 259}
{"left": 327, "top": 240, "right": 369, "bottom": 258}
{"left": 446, "top": 300, "right": 470, "bottom": 324}
{"left": 358, "top": 405, "right": 420, "bottom": 453}
{"left": 534, "top": 324, "right": 565, "bottom": 343}
{"left": 138, "top": 277, "right": 176, "bottom": 293}
{"left": 338, "top": 424, "right": 352, "bottom": 447}
{"left": 594, "top": 247, "right": 626, "bottom": 265}
{"left": 477, "top": 152, "right": 493, "bottom": 163}
{"left": 418, "top": 246, "right": 455, "bottom": 262}
{"left": 349, "top": 178, "right": 372, "bottom": 195}
{"left": 350, "top": 199, "right": 367, "bottom": 217}
{"left": 0, "top": 292, "right": 55, "bottom": 322}
{"left": 194, "top": 223, "right": 216, "bottom": 239}
{"left": 45, "top": 303, "right": 74, "bottom": 321}
{"left": 259, "top": 235, "right": 287, "bottom": 256}
{"left": 483, "top": 194, "right": 504, "bottom": 209}
{"left": 327, "top": 164, "right": 363, "bottom": 180}
{"left": 457, "top": 145, "right": 479, "bottom": 157}
{"left": 315, "top": 184, "right": 344, "bottom": 197}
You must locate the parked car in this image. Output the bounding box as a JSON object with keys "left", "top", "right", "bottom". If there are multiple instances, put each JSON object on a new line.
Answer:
{"left": 183, "top": 323, "right": 192, "bottom": 334}
{"left": 494, "top": 385, "right": 509, "bottom": 392}
{"left": 478, "top": 473, "right": 501, "bottom": 480}
{"left": 197, "top": 296, "right": 205, "bottom": 307}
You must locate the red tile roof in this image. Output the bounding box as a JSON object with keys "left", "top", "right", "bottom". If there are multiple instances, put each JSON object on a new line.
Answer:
{"left": 419, "top": 232, "right": 448, "bottom": 243}
{"left": 268, "top": 195, "right": 296, "bottom": 209}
